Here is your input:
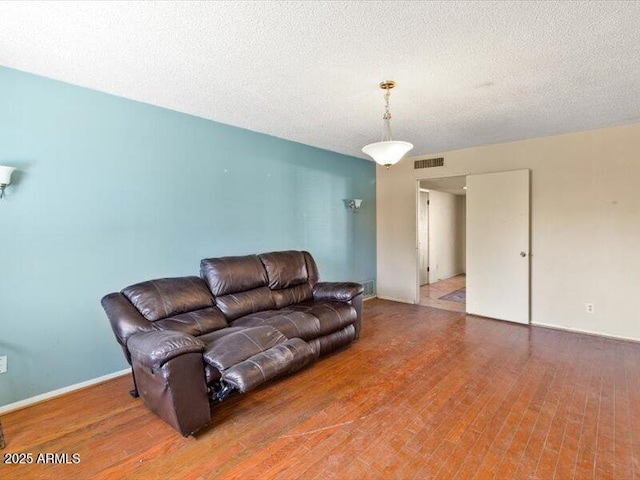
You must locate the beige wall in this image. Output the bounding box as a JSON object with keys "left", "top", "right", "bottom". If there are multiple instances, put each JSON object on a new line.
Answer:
{"left": 377, "top": 122, "right": 640, "bottom": 341}
{"left": 456, "top": 195, "right": 466, "bottom": 274}
{"left": 428, "top": 190, "right": 465, "bottom": 282}
{"left": 418, "top": 191, "right": 429, "bottom": 285}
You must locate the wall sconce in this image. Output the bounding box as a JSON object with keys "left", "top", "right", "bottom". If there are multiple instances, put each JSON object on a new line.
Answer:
{"left": 344, "top": 199, "right": 363, "bottom": 212}
{"left": 0, "top": 166, "right": 16, "bottom": 200}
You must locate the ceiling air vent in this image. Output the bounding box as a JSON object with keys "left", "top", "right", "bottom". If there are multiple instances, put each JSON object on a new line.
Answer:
{"left": 414, "top": 157, "right": 444, "bottom": 169}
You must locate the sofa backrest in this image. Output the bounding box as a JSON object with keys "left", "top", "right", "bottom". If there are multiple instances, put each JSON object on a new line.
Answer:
{"left": 258, "top": 251, "right": 318, "bottom": 309}
{"left": 200, "top": 255, "right": 276, "bottom": 320}
{"left": 122, "top": 276, "right": 228, "bottom": 336}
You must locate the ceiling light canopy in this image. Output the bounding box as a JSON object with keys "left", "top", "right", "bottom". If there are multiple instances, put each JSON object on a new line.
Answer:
{"left": 362, "top": 81, "right": 413, "bottom": 168}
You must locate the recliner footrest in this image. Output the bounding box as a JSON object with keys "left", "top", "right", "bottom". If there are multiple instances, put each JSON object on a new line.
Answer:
{"left": 203, "top": 325, "right": 317, "bottom": 394}
{"left": 223, "top": 338, "right": 315, "bottom": 392}
{"left": 203, "top": 325, "right": 287, "bottom": 371}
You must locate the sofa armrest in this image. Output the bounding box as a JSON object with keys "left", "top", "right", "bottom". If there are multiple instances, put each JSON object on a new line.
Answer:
{"left": 127, "top": 331, "right": 205, "bottom": 370}
{"left": 102, "top": 293, "right": 155, "bottom": 355}
{"left": 313, "top": 282, "right": 364, "bottom": 302}
{"left": 126, "top": 331, "right": 210, "bottom": 436}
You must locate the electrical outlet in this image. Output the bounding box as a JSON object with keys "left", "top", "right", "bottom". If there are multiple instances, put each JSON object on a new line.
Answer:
{"left": 0, "top": 355, "right": 7, "bottom": 374}
{"left": 586, "top": 303, "right": 595, "bottom": 314}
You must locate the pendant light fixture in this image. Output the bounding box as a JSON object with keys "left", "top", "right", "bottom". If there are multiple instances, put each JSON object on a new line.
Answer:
{"left": 362, "top": 80, "right": 413, "bottom": 168}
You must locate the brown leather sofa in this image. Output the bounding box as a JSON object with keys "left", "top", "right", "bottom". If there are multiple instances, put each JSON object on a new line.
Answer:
{"left": 102, "top": 250, "right": 363, "bottom": 436}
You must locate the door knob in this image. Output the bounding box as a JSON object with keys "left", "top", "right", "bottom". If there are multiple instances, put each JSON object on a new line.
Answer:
{"left": 520, "top": 251, "right": 527, "bottom": 257}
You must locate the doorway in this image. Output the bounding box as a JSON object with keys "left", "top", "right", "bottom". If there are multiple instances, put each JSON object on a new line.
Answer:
{"left": 415, "top": 169, "right": 531, "bottom": 324}
{"left": 417, "top": 176, "right": 467, "bottom": 313}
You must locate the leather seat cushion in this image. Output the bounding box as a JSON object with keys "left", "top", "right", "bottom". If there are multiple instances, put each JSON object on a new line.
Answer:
{"left": 202, "top": 325, "right": 317, "bottom": 393}
{"left": 153, "top": 307, "right": 228, "bottom": 336}
{"left": 307, "top": 324, "right": 356, "bottom": 358}
{"left": 232, "top": 300, "right": 356, "bottom": 340}
{"left": 197, "top": 326, "right": 246, "bottom": 345}
{"left": 231, "top": 310, "right": 321, "bottom": 340}
{"left": 222, "top": 338, "right": 315, "bottom": 392}
{"left": 287, "top": 300, "right": 356, "bottom": 335}
{"left": 203, "top": 325, "right": 287, "bottom": 371}
{"left": 199, "top": 327, "right": 256, "bottom": 385}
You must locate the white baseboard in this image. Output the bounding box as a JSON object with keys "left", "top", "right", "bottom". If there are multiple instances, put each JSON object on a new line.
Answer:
{"left": 376, "top": 295, "right": 415, "bottom": 304}
{"left": 363, "top": 295, "right": 377, "bottom": 302}
{"left": 432, "top": 271, "right": 466, "bottom": 282}
{"left": 533, "top": 322, "right": 640, "bottom": 344}
{"left": 0, "top": 368, "right": 131, "bottom": 415}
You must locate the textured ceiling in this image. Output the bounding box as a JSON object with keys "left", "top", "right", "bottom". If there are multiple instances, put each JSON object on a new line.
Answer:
{"left": 1, "top": 1, "right": 639, "bottom": 159}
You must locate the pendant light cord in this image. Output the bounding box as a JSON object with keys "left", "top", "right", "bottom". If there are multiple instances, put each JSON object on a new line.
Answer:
{"left": 382, "top": 86, "right": 393, "bottom": 142}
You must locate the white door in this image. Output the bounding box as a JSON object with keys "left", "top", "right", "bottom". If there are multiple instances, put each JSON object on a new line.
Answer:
{"left": 466, "top": 170, "right": 530, "bottom": 324}
{"left": 418, "top": 191, "right": 429, "bottom": 285}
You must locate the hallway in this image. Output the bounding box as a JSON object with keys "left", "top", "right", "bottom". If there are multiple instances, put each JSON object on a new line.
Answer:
{"left": 419, "top": 274, "right": 466, "bottom": 313}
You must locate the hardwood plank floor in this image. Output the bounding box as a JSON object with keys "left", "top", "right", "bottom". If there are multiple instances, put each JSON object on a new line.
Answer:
{"left": 2, "top": 299, "right": 639, "bottom": 479}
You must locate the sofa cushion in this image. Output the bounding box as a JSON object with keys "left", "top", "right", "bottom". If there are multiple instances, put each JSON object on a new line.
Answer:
{"left": 203, "top": 326, "right": 287, "bottom": 371}
{"left": 307, "top": 324, "right": 356, "bottom": 358}
{"left": 232, "top": 300, "right": 356, "bottom": 340}
{"left": 199, "top": 327, "right": 251, "bottom": 385}
{"left": 287, "top": 300, "right": 356, "bottom": 336}
{"left": 123, "top": 277, "right": 215, "bottom": 322}
{"left": 232, "top": 309, "right": 321, "bottom": 340}
{"left": 201, "top": 255, "right": 276, "bottom": 320}
{"left": 222, "top": 338, "right": 315, "bottom": 392}
{"left": 153, "top": 307, "right": 228, "bottom": 336}
{"left": 258, "top": 251, "right": 314, "bottom": 309}
{"left": 203, "top": 326, "right": 317, "bottom": 393}
{"left": 215, "top": 287, "right": 277, "bottom": 321}
{"left": 201, "top": 255, "right": 268, "bottom": 296}
{"left": 259, "top": 251, "right": 309, "bottom": 289}
{"left": 303, "top": 251, "right": 320, "bottom": 285}
{"left": 271, "top": 283, "right": 313, "bottom": 310}
{"left": 197, "top": 326, "right": 247, "bottom": 345}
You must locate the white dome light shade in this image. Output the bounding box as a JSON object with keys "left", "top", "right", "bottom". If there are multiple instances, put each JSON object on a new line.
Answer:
{"left": 0, "top": 166, "right": 16, "bottom": 185}
{"left": 362, "top": 81, "right": 413, "bottom": 168}
{"left": 362, "top": 140, "right": 414, "bottom": 167}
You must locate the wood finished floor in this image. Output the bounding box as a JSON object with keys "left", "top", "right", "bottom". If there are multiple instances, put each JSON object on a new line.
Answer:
{"left": 419, "top": 275, "right": 466, "bottom": 313}
{"left": 2, "top": 299, "right": 640, "bottom": 479}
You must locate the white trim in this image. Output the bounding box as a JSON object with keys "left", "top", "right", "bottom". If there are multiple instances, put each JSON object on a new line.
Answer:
{"left": 363, "top": 295, "right": 377, "bottom": 302}
{"left": 533, "top": 322, "right": 640, "bottom": 344}
{"left": 0, "top": 368, "right": 130, "bottom": 415}
{"left": 376, "top": 295, "right": 415, "bottom": 304}
{"left": 415, "top": 180, "right": 422, "bottom": 304}
{"left": 433, "top": 271, "right": 466, "bottom": 282}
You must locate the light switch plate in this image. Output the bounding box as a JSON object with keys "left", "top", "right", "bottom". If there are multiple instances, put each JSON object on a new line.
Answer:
{"left": 0, "top": 355, "right": 7, "bottom": 374}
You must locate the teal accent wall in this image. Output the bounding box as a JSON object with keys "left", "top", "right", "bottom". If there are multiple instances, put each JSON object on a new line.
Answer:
{"left": 0, "top": 67, "right": 376, "bottom": 406}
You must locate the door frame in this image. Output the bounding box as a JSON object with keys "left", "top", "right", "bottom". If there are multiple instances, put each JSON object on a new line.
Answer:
{"left": 418, "top": 188, "right": 430, "bottom": 287}
{"left": 414, "top": 175, "right": 469, "bottom": 304}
